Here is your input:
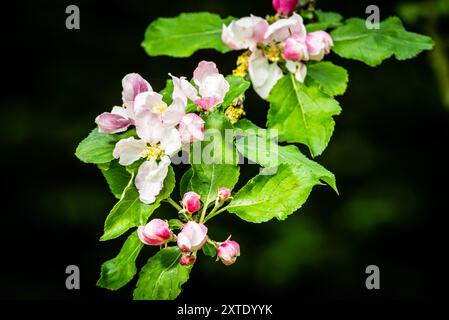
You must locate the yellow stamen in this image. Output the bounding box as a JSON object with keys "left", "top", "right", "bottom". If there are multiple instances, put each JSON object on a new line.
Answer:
{"left": 264, "top": 44, "right": 282, "bottom": 62}
{"left": 153, "top": 101, "right": 167, "bottom": 115}
{"left": 225, "top": 106, "right": 246, "bottom": 125}
{"left": 233, "top": 50, "right": 251, "bottom": 78}
{"left": 144, "top": 144, "right": 163, "bottom": 160}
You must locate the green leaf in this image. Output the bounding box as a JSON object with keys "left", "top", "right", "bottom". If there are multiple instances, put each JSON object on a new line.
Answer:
{"left": 99, "top": 161, "right": 132, "bottom": 199}
{"left": 222, "top": 76, "right": 251, "bottom": 108}
{"left": 306, "top": 10, "right": 343, "bottom": 32}
{"left": 227, "top": 164, "right": 326, "bottom": 223}
{"left": 331, "top": 17, "right": 434, "bottom": 67}
{"left": 160, "top": 79, "right": 174, "bottom": 105}
{"left": 168, "top": 219, "right": 184, "bottom": 231}
{"left": 179, "top": 168, "right": 193, "bottom": 197}
{"left": 189, "top": 164, "right": 240, "bottom": 208}
{"left": 97, "top": 232, "right": 143, "bottom": 290}
{"left": 142, "top": 12, "right": 234, "bottom": 57}
{"left": 235, "top": 136, "right": 337, "bottom": 193}
{"left": 267, "top": 74, "right": 341, "bottom": 157}
{"left": 100, "top": 166, "right": 176, "bottom": 241}
{"left": 202, "top": 242, "right": 217, "bottom": 258}
{"left": 306, "top": 62, "right": 348, "bottom": 96}
{"left": 190, "top": 112, "right": 239, "bottom": 165}
{"left": 133, "top": 247, "right": 191, "bottom": 300}
{"left": 75, "top": 128, "right": 118, "bottom": 164}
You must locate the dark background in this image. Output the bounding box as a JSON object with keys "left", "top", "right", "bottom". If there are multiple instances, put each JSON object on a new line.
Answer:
{"left": 1, "top": 0, "right": 448, "bottom": 300}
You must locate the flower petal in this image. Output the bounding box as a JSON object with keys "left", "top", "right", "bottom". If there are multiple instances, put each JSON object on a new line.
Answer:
{"left": 170, "top": 74, "right": 198, "bottom": 104}
{"left": 193, "top": 61, "right": 219, "bottom": 87}
{"left": 95, "top": 106, "right": 131, "bottom": 134}
{"left": 264, "top": 13, "right": 306, "bottom": 43}
{"left": 134, "top": 91, "right": 165, "bottom": 116}
{"left": 135, "top": 109, "right": 164, "bottom": 144}
{"left": 248, "top": 50, "right": 284, "bottom": 99}
{"left": 162, "top": 98, "right": 186, "bottom": 127}
{"left": 121, "top": 73, "right": 152, "bottom": 116}
{"left": 160, "top": 127, "right": 182, "bottom": 157}
{"left": 198, "top": 74, "right": 230, "bottom": 106}
{"left": 112, "top": 137, "right": 146, "bottom": 166}
{"left": 135, "top": 156, "right": 171, "bottom": 204}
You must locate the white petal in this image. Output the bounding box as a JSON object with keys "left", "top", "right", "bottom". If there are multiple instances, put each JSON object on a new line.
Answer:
{"left": 193, "top": 61, "right": 219, "bottom": 87}
{"left": 162, "top": 98, "right": 186, "bottom": 127}
{"left": 135, "top": 157, "right": 171, "bottom": 204}
{"left": 170, "top": 74, "right": 198, "bottom": 104}
{"left": 112, "top": 137, "right": 146, "bottom": 166}
{"left": 135, "top": 109, "right": 164, "bottom": 143}
{"left": 285, "top": 61, "right": 308, "bottom": 83}
{"left": 110, "top": 106, "right": 129, "bottom": 119}
{"left": 134, "top": 91, "right": 165, "bottom": 116}
{"left": 264, "top": 13, "right": 306, "bottom": 43}
{"left": 198, "top": 74, "right": 230, "bottom": 104}
{"left": 160, "top": 127, "right": 182, "bottom": 157}
{"left": 248, "top": 50, "right": 283, "bottom": 99}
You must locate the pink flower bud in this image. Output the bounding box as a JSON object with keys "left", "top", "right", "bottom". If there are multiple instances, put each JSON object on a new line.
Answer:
{"left": 283, "top": 34, "right": 309, "bottom": 61}
{"left": 217, "top": 240, "right": 240, "bottom": 266}
{"left": 182, "top": 191, "right": 201, "bottom": 213}
{"left": 217, "top": 187, "right": 231, "bottom": 201}
{"left": 137, "top": 219, "right": 171, "bottom": 246}
{"left": 179, "top": 113, "right": 205, "bottom": 144}
{"left": 180, "top": 254, "right": 196, "bottom": 266}
{"left": 95, "top": 106, "right": 131, "bottom": 134}
{"left": 272, "top": 0, "right": 298, "bottom": 16}
{"left": 306, "top": 31, "right": 334, "bottom": 61}
{"left": 177, "top": 221, "right": 208, "bottom": 252}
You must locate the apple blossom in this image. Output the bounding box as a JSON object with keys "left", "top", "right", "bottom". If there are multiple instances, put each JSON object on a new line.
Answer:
{"left": 179, "top": 113, "right": 205, "bottom": 143}
{"left": 306, "top": 31, "right": 334, "bottom": 61}
{"left": 171, "top": 61, "right": 230, "bottom": 111}
{"left": 285, "top": 60, "right": 307, "bottom": 83}
{"left": 283, "top": 34, "right": 309, "bottom": 61}
{"left": 248, "top": 50, "right": 283, "bottom": 99}
{"left": 221, "top": 15, "right": 268, "bottom": 51}
{"left": 95, "top": 106, "right": 131, "bottom": 134}
{"left": 177, "top": 221, "right": 208, "bottom": 252}
{"left": 217, "top": 187, "right": 231, "bottom": 201}
{"left": 182, "top": 191, "right": 201, "bottom": 213}
{"left": 272, "top": 0, "right": 298, "bottom": 16}
{"left": 137, "top": 219, "right": 171, "bottom": 246}
{"left": 121, "top": 73, "right": 152, "bottom": 119}
{"left": 180, "top": 254, "right": 196, "bottom": 266}
{"left": 217, "top": 240, "right": 240, "bottom": 266}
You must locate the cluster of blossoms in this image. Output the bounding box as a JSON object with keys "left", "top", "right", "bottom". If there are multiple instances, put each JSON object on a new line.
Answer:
{"left": 222, "top": 0, "right": 333, "bottom": 98}
{"left": 137, "top": 188, "right": 241, "bottom": 266}
{"left": 95, "top": 61, "right": 230, "bottom": 204}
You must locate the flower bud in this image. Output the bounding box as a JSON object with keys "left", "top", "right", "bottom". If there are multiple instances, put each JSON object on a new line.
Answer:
{"left": 217, "top": 187, "right": 231, "bottom": 201}
{"left": 179, "top": 113, "right": 205, "bottom": 144}
{"left": 306, "top": 31, "right": 334, "bottom": 61}
{"left": 137, "top": 219, "right": 171, "bottom": 246}
{"left": 272, "top": 0, "right": 298, "bottom": 16}
{"left": 182, "top": 191, "right": 201, "bottom": 213}
{"left": 95, "top": 106, "right": 131, "bottom": 134}
{"left": 180, "top": 254, "right": 196, "bottom": 266}
{"left": 177, "top": 221, "right": 208, "bottom": 252}
{"left": 283, "top": 34, "right": 309, "bottom": 61}
{"left": 217, "top": 240, "right": 240, "bottom": 266}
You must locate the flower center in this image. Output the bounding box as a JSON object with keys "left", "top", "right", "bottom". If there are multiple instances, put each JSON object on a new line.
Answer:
{"left": 144, "top": 144, "right": 164, "bottom": 160}
{"left": 233, "top": 50, "right": 251, "bottom": 78}
{"left": 153, "top": 101, "right": 167, "bottom": 115}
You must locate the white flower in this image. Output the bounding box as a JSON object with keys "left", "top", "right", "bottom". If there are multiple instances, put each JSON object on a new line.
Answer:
{"left": 113, "top": 91, "right": 182, "bottom": 204}
{"left": 170, "top": 61, "right": 230, "bottom": 111}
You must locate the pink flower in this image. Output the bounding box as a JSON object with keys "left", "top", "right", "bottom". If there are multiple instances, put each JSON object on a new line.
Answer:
{"left": 179, "top": 113, "right": 205, "bottom": 144}
{"left": 182, "top": 191, "right": 201, "bottom": 213}
{"left": 306, "top": 31, "right": 334, "bottom": 61}
{"left": 217, "top": 187, "right": 231, "bottom": 201}
{"left": 180, "top": 254, "right": 196, "bottom": 266}
{"left": 222, "top": 15, "right": 269, "bottom": 51}
{"left": 264, "top": 13, "right": 306, "bottom": 44}
{"left": 95, "top": 106, "right": 131, "bottom": 134}
{"left": 272, "top": 0, "right": 298, "bottom": 16}
{"left": 217, "top": 240, "right": 240, "bottom": 266}
{"left": 170, "top": 61, "right": 229, "bottom": 111}
{"left": 121, "top": 73, "right": 152, "bottom": 119}
{"left": 283, "top": 34, "right": 309, "bottom": 61}
{"left": 177, "top": 221, "right": 208, "bottom": 252}
{"left": 137, "top": 219, "right": 171, "bottom": 246}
